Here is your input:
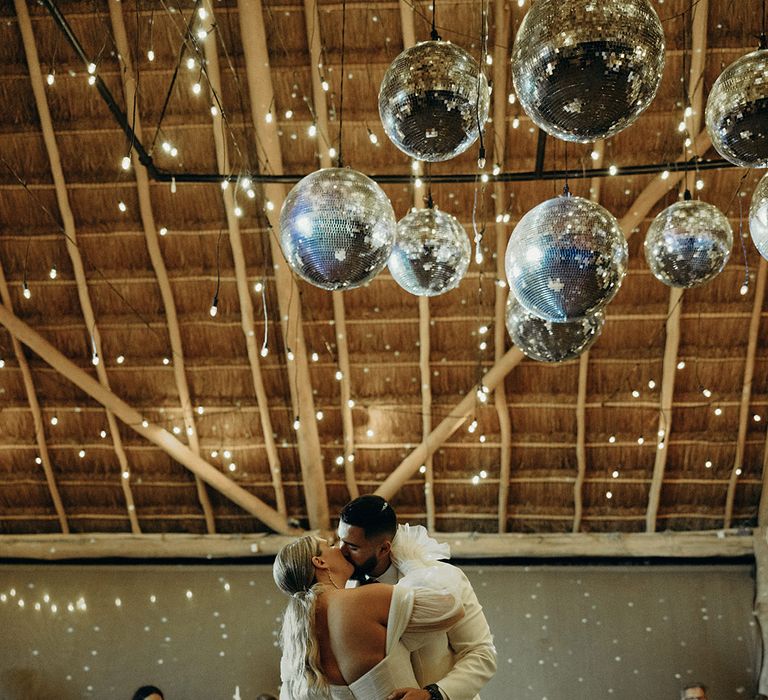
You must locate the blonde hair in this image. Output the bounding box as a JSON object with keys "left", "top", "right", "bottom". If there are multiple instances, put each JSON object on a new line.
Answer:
{"left": 273, "top": 536, "right": 329, "bottom": 699}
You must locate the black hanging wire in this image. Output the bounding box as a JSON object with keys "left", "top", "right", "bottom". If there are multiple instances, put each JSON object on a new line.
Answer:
{"left": 762, "top": 0, "right": 767, "bottom": 46}
{"left": 475, "top": 0, "right": 488, "bottom": 169}
{"left": 431, "top": 0, "right": 441, "bottom": 40}
{"left": 337, "top": 0, "right": 347, "bottom": 168}
{"left": 426, "top": 162, "right": 434, "bottom": 209}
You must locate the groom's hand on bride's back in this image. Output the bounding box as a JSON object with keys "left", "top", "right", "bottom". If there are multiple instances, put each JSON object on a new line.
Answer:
{"left": 386, "top": 688, "right": 431, "bottom": 700}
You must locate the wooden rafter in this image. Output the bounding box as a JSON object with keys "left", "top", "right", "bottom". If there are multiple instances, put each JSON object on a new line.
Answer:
{"left": 396, "top": 0, "right": 435, "bottom": 529}
{"left": 199, "top": 1, "right": 287, "bottom": 518}
{"left": 376, "top": 346, "right": 524, "bottom": 500}
{"left": 108, "top": 0, "right": 215, "bottom": 533}
{"left": 238, "top": 0, "right": 330, "bottom": 530}
{"left": 0, "top": 268, "right": 68, "bottom": 533}
{"left": 492, "top": 0, "right": 512, "bottom": 533}
{"left": 303, "top": 0, "right": 358, "bottom": 501}
{"left": 725, "top": 258, "right": 768, "bottom": 526}
{"left": 15, "top": 0, "right": 141, "bottom": 533}
{"left": 644, "top": 0, "right": 708, "bottom": 532}
{"left": 0, "top": 530, "right": 754, "bottom": 561}
{"left": 0, "top": 303, "right": 300, "bottom": 536}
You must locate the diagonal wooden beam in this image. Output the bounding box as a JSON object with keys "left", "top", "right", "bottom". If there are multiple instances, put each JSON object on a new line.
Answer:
{"left": 304, "top": 0, "right": 358, "bottom": 501}
{"left": 108, "top": 0, "right": 215, "bottom": 533}
{"left": 199, "top": 1, "right": 287, "bottom": 517}
{"left": 375, "top": 347, "right": 525, "bottom": 500}
{"left": 238, "top": 0, "right": 329, "bottom": 530}
{"left": 0, "top": 268, "right": 68, "bottom": 533}
{"left": 492, "top": 0, "right": 512, "bottom": 533}
{"left": 0, "top": 303, "right": 300, "bottom": 536}
{"left": 15, "top": 0, "right": 140, "bottom": 533}
{"left": 644, "top": 0, "right": 708, "bottom": 532}
{"left": 725, "top": 258, "right": 768, "bottom": 526}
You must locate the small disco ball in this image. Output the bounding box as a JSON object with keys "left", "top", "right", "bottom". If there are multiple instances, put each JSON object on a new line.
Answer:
{"left": 388, "top": 207, "right": 471, "bottom": 296}
{"left": 750, "top": 173, "right": 768, "bottom": 260}
{"left": 504, "top": 192, "right": 628, "bottom": 322}
{"left": 379, "top": 41, "right": 490, "bottom": 162}
{"left": 279, "top": 168, "right": 396, "bottom": 291}
{"left": 644, "top": 198, "right": 733, "bottom": 288}
{"left": 511, "top": 0, "right": 665, "bottom": 143}
{"left": 705, "top": 43, "right": 768, "bottom": 167}
{"left": 505, "top": 294, "right": 604, "bottom": 363}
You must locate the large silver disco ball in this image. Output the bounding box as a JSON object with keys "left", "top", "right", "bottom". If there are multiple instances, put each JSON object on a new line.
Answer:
{"left": 279, "top": 168, "right": 397, "bottom": 291}
{"left": 504, "top": 192, "right": 628, "bottom": 322}
{"left": 644, "top": 197, "right": 733, "bottom": 288}
{"left": 388, "top": 207, "right": 470, "bottom": 296}
{"left": 705, "top": 45, "right": 768, "bottom": 167}
{"left": 511, "top": 0, "right": 665, "bottom": 143}
{"left": 379, "top": 41, "right": 490, "bottom": 162}
{"left": 505, "top": 295, "right": 604, "bottom": 363}
{"left": 751, "top": 173, "right": 768, "bottom": 260}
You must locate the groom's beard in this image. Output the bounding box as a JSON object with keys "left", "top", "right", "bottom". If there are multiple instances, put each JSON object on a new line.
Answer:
{"left": 351, "top": 553, "right": 378, "bottom": 580}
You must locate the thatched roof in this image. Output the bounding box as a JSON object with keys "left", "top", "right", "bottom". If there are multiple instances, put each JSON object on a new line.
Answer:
{"left": 0, "top": 0, "right": 766, "bottom": 554}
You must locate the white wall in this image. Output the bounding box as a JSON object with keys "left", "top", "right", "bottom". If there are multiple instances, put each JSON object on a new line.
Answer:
{"left": 0, "top": 563, "right": 758, "bottom": 699}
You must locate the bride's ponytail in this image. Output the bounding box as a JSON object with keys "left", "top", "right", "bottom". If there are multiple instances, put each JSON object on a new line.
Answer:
{"left": 273, "top": 536, "right": 329, "bottom": 699}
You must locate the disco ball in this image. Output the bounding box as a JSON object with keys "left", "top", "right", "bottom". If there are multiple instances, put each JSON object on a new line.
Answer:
{"left": 511, "top": 0, "right": 665, "bottom": 143}
{"left": 279, "top": 168, "right": 397, "bottom": 291}
{"left": 705, "top": 44, "right": 768, "bottom": 167}
{"left": 379, "top": 40, "right": 490, "bottom": 162}
{"left": 388, "top": 207, "right": 471, "bottom": 296}
{"left": 504, "top": 192, "right": 628, "bottom": 322}
{"left": 644, "top": 197, "right": 733, "bottom": 288}
{"left": 750, "top": 173, "right": 768, "bottom": 260}
{"left": 505, "top": 294, "right": 604, "bottom": 363}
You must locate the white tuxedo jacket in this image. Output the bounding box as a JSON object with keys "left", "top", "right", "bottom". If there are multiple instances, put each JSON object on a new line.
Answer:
{"left": 389, "top": 560, "right": 497, "bottom": 700}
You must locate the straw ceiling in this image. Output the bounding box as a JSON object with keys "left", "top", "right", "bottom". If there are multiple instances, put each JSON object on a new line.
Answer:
{"left": 0, "top": 0, "right": 766, "bottom": 552}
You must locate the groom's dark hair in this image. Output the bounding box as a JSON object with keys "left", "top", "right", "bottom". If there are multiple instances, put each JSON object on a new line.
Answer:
{"left": 340, "top": 495, "right": 397, "bottom": 539}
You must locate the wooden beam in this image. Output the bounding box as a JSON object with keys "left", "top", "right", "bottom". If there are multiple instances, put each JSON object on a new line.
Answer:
{"left": 644, "top": 0, "right": 708, "bottom": 532}
{"left": 107, "top": 0, "right": 215, "bottom": 533}
{"left": 419, "top": 295, "right": 436, "bottom": 532}
{"left": 375, "top": 347, "right": 525, "bottom": 500}
{"left": 303, "top": 0, "right": 358, "bottom": 501}
{"left": 0, "top": 303, "right": 301, "bottom": 536}
{"left": 397, "top": 0, "right": 435, "bottom": 529}
{"left": 0, "top": 530, "right": 754, "bottom": 560}
{"left": 238, "top": 0, "right": 330, "bottom": 530}
{"left": 15, "top": 0, "right": 140, "bottom": 533}
{"left": 0, "top": 269, "right": 68, "bottom": 533}
{"left": 199, "top": 1, "right": 287, "bottom": 518}
{"left": 492, "top": 0, "right": 513, "bottom": 534}
{"left": 572, "top": 352, "right": 590, "bottom": 533}
{"left": 727, "top": 259, "right": 768, "bottom": 525}
{"left": 618, "top": 128, "right": 711, "bottom": 240}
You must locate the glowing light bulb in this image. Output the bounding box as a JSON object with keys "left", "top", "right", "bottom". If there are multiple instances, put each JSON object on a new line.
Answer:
{"left": 116, "top": 354, "right": 125, "bottom": 364}
{"left": 234, "top": 206, "right": 243, "bottom": 217}
{"left": 328, "top": 147, "right": 337, "bottom": 159}
{"left": 87, "top": 63, "right": 96, "bottom": 74}
{"left": 705, "top": 460, "right": 712, "bottom": 468}
{"left": 335, "top": 370, "right": 343, "bottom": 381}
{"left": 369, "top": 132, "right": 378, "bottom": 144}
{"left": 121, "top": 156, "right": 131, "bottom": 170}
{"left": 590, "top": 150, "right": 600, "bottom": 161}
{"left": 211, "top": 106, "right": 219, "bottom": 117}
{"left": 147, "top": 50, "right": 155, "bottom": 62}
{"left": 293, "top": 418, "right": 301, "bottom": 431}
{"left": 118, "top": 201, "right": 127, "bottom": 212}
{"left": 87, "top": 75, "right": 96, "bottom": 86}
{"left": 265, "top": 112, "right": 273, "bottom": 124}
{"left": 347, "top": 399, "right": 355, "bottom": 408}
{"left": 608, "top": 165, "right": 618, "bottom": 176}
{"left": 100, "top": 430, "right": 107, "bottom": 438}
{"left": 608, "top": 435, "right": 616, "bottom": 443}
{"left": 192, "top": 82, "right": 202, "bottom": 95}
{"left": 260, "top": 346, "right": 268, "bottom": 357}
{"left": 311, "top": 352, "right": 319, "bottom": 362}
{"left": 49, "top": 266, "right": 57, "bottom": 280}
{"left": 186, "top": 57, "right": 195, "bottom": 70}
{"left": 141, "top": 420, "right": 149, "bottom": 428}
{"left": 308, "top": 123, "right": 317, "bottom": 137}
{"left": 209, "top": 303, "right": 218, "bottom": 317}
{"left": 512, "top": 117, "right": 520, "bottom": 129}
{"left": 254, "top": 281, "right": 264, "bottom": 293}
{"left": 677, "top": 360, "right": 685, "bottom": 370}
{"left": 23, "top": 283, "right": 31, "bottom": 299}
{"left": 50, "top": 416, "right": 58, "bottom": 426}
{"left": 321, "top": 79, "right": 329, "bottom": 91}
{"left": 46, "top": 73, "right": 55, "bottom": 85}
{"left": 702, "top": 388, "right": 712, "bottom": 398}
{"left": 316, "top": 410, "right": 324, "bottom": 420}
{"left": 740, "top": 284, "right": 749, "bottom": 296}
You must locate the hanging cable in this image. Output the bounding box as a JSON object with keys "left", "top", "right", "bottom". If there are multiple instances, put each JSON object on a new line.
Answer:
{"left": 431, "top": 0, "right": 440, "bottom": 40}
{"left": 337, "top": 0, "right": 347, "bottom": 168}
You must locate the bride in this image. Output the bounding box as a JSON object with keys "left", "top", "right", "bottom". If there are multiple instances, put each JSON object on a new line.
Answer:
{"left": 273, "top": 533, "right": 464, "bottom": 700}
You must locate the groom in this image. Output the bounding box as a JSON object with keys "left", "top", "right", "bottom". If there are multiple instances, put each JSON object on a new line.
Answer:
{"left": 337, "top": 495, "right": 497, "bottom": 700}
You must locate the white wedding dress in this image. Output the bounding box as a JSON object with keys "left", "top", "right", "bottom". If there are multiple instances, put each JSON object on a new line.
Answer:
{"left": 280, "top": 526, "right": 462, "bottom": 700}
{"left": 327, "top": 568, "right": 463, "bottom": 699}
